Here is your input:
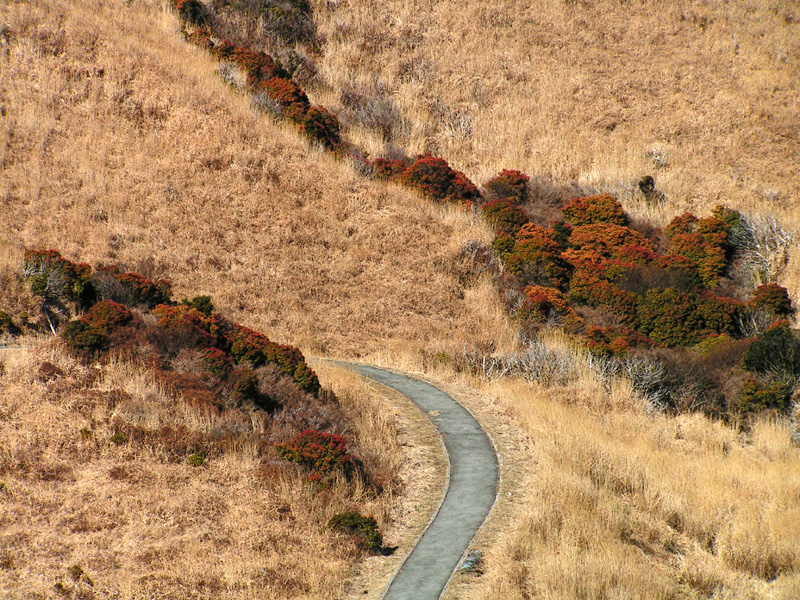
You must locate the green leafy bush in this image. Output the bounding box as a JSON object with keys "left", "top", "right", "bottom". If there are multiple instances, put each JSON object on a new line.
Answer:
{"left": 742, "top": 324, "right": 800, "bottom": 378}
{"left": 740, "top": 377, "right": 794, "bottom": 414}
{"left": 185, "top": 295, "right": 214, "bottom": 316}
{"left": 637, "top": 288, "right": 703, "bottom": 347}
{"left": 328, "top": 511, "right": 383, "bottom": 553}
{"left": 22, "top": 249, "right": 92, "bottom": 304}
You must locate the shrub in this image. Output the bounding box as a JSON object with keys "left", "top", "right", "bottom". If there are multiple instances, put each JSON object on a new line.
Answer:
{"left": 299, "top": 106, "right": 341, "bottom": 149}
{"left": 568, "top": 223, "right": 654, "bottom": 258}
{"left": 697, "top": 292, "right": 746, "bottom": 336}
{"left": 228, "top": 324, "right": 319, "bottom": 395}
{"left": 398, "top": 155, "right": 480, "bottom": 203}
{"left": 481, "top": 199, "right": 528, "bottom": 236}
{"left": 187, "top": 453, "right": 205, "bottom": 467}
{"left": 372, "top": 158, "right": 407, "bottom": 180}
{"left": 561, "top": 195, "right": 628, "bottom": 226}
{"left": 328, "top": 511, "right": 383, "bottom": 553}
{"left": 667, "top": 233, "right": 727, "bottom": 286}
{"left": 517, "top": 285, "right": 583, "bottom": 331}
{"left": 484, "top": 169, "right": 529, "bottom": 202}
{"left": 638, "top": 175, "right": 655, "bottom": 198}
{"left": 92, "top": 266, "right": 171, "bottom": 308}
{"left": 61, "top": 320, "right": 105, "bottom": 351}
{"left": 232, "top": 368, "right": 260, "bottom": 403}
{"left": 637, "top": 288, "right": 703, "bottom": 347}
{"left": 184, "top": 295, "right": 214, "bottom": 317}
{"left": 153, "top": 305, "right": 216, "bottom": 350}
{"left": 752, "top": 284, "right": 793, "bottom": 316}
{"left": 506, "top": 225, "right": 571, "bottom": 288}
{"left": 82, "top": 300, "right": 132, "bottom": 336}
{"left": 742, "top": 324, "right": 800, "bottom": 378}
{"left": 175, "top": 0, "right": 207, "bottom": 25}
{"left": 492, "top": 232, "right": 516, "bottom": 261}
{"left": 584, "top": 326, "right": 654, "bottom": 357}
{"left": 203, "top": 347, "right": 233, "bottom": 379}
{"left": 22, "top": 249, "right": 92, "bottom": 304}
{"left": 275, "top": 430, "right": 355, "bottom": 477}
{"left": 259, "top": 77, "right": 309, "bottom": 121}
{"left": 740, "top": 377, "right": 794, "bottom": 414}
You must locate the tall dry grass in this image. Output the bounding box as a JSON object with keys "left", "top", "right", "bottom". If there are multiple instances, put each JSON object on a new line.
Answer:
{"left": 0, "top": 343, "right": 443, "bottom": 599}
{"left": 307, "top": 0, "right": 800, "bottom": 298}
{"left": 0, "top": 0, "right": 514, "bottom": 359}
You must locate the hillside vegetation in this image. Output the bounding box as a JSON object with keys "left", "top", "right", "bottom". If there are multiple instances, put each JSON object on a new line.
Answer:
{"left": 2, "top": 0, "right": 800, "bottom": 598}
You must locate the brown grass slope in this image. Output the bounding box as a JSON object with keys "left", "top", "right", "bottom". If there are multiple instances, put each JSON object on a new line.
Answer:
{"left": 309, "top": 0, "right": 800, "bottom": 296}
{"left": 0, "top": 0, "right": 512, "bottom": 358}
{"left": 3, "top": 1, "right": 800, "bottom": 599}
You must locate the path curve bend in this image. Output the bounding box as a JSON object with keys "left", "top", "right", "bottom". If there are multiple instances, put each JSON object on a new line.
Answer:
{"left": 323, "top": 361, "right": 499, "bottom": 600}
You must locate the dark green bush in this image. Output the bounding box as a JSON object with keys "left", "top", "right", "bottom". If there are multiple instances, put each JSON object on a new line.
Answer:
{"left": 752, "top": 284, "right": 793, "bottom": 317}
{"left": 637, "top": 289, "right": 703, "bottom": 347}
{"left": 742, "top": 324, "right": 800, "bottom": 378}
{"left": 481, "top": 199, "right": 528, "bottom": 236}
{"left": 328, "top": 511, "right": 383, "bottom": 553}
{"left": 740, "top": 376, "right": 794, "bottom": 414}
{"left": 185, "top": 295, "right": 215, "bottom": 317}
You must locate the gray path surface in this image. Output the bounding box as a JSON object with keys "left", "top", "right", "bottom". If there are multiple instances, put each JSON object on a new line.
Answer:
{"left": 325, "top": 361, "right": 498, "bottom": 600}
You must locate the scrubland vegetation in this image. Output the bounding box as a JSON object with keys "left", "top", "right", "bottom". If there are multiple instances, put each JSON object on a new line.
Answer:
{"left": 2, "top": 0, "right": 800, "bottom": 597}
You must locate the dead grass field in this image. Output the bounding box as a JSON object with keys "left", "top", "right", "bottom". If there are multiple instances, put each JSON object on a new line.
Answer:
{"left": 0, "top": 344, "right": 444, "bottom": 599}
{"left": 0, "top": 0, "right": 513, "bottom": 359}
{"left": 308, "top": 0, "right": 800, "bottom": 298}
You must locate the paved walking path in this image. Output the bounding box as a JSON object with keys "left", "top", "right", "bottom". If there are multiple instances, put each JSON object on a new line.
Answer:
{"left": 323, "top": 361, "right": 498, "bottom": 600}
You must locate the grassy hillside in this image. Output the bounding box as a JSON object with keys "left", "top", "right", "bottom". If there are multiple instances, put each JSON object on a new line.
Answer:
{"left": 0, "top": 0, "right": 512, "bottom": 358}
{"left": 2, "top": 0, "right": 800, "bottom": 598}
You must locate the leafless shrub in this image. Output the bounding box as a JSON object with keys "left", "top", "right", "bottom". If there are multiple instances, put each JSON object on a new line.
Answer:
{"left": 346, "top": 155, "right": 375, "bottom": 179}
{"left": 428, "top": 98, "right": 472, "bottom": 141}
{"left": 735, "top": 307, "right": 777, "bottom": 338}
{"left": 396, "top": 57, "right": 432, "bottom": 86}
{"left": 339, "top": 83, "right": 404, "bottom": 142}
{"left": 621, "top": 355, "right": 670, "bottom": 413}
{"left": 216, "top": 61, "right": 246, "bottom": 90}
{"left": 461, "top": 339, "right": 577, "bottom": 386}
{"left": 251, "top": 90, "right": 282, "bottom": 119}
{"left": 729, "top": 213, "right": 794, "bottom": 286}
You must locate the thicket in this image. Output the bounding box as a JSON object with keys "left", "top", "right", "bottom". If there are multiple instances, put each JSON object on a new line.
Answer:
{"left": 481, "top": 183, "right": 798, "bottom": 419}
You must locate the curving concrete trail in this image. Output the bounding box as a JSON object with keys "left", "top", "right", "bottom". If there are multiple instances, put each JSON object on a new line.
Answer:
{"left": 323, "top": 361, "right": 498, "bottom": 600}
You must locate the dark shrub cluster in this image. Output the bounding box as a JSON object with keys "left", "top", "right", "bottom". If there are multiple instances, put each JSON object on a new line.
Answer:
{"left": 62, "top": 300, "right": 133, "bottom": 351}
{"left": 328, "top": 511, "right": 383, "bottom": 553}
{"left": 397, "top": 155, "right": 480, "bottom": 204}
{"left": 484, "top": 196, "right": 798, "bottom": 417}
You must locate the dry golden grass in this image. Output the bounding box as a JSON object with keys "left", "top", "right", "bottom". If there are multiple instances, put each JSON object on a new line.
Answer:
{"left": 0, "top": 0, "right": 514, "bottom": 359}
{"left": 308, "top": 0, "right": 800, "bottom": 299}
{"left": 0, "top": 343, "right": 443, "bottom": 599}
{"left": 3, "top": 0, "right": 800, "bottom": 598}
{"left": 356, "top": 352, "right": 800, "bottom": 600}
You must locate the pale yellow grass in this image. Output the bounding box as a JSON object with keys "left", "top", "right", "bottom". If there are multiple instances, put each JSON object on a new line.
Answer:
{"left": 357, "top": 338, "right": 800, "bottom": 600}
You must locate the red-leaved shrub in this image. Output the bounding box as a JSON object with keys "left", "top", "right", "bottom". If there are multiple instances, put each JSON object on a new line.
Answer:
{"left": 517, "top": 285, "right": 583, "bottom": 331}
{"left": 752, "top": 283, "right": 794, "bottom": 316}
{"left": 398, "top": 155, "right": 480, "bottom": 203}
{"left": 506, "top": 224, "right": 571, "bottom": 288}
{"left": 484, "top": 169, "right": 529, "bottom": 202}
{"left": 275, "top": 429, "right": 355, "bottom": 477}
{"left": 568, "top": 223, "right": 654, "bottom": 258}
{"left": 561, "top": 195, "right": 628, "bottom": 226}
